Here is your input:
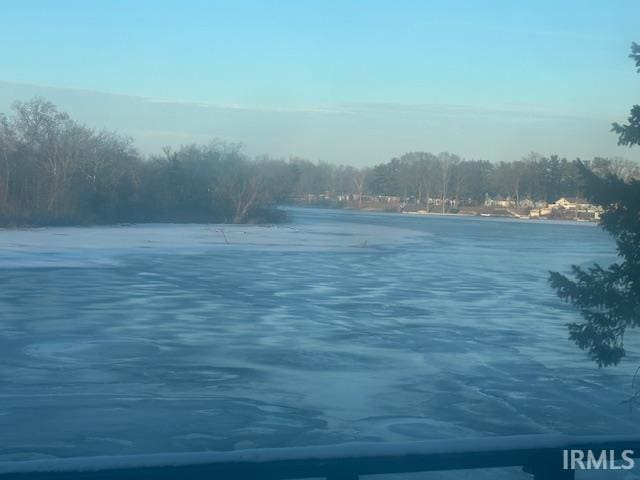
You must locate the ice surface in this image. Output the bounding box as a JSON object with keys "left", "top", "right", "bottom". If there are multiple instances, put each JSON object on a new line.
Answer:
{"left": 0, "top": 207, "right": 638, "bottom": 478}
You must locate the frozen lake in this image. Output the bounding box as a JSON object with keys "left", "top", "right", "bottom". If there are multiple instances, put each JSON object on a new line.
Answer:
{"left": 0, "top": 207, "right": 637, "bottom": 467}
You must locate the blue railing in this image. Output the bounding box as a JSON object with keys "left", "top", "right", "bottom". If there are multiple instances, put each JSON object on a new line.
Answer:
{"left": 1, "top": 434, "right": 639, "bottom": 480}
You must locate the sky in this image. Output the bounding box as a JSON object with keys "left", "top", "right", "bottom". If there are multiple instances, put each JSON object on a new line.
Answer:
{"left": 0, "top": 0, "right": 639, "bottom": 165}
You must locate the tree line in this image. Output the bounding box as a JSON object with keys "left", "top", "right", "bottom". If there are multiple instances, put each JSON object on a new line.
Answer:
{"left": 291, "top": 152, "right": 639, "bottom": 208}
{"left": 0, "top": 97, "right": 638, "bottom": 226}
{"left": 0, "top": 98, "right": 297, "bottom": 225}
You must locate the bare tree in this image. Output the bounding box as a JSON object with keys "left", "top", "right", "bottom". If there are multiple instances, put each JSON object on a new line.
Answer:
{"left": 353, "top": 168, "right": 368, "bottom": 208}
{"left": 12, "top": 98, "right": 94, "bottom": 214}
{"left": 438, "top": 152, "right": 458, "bottom": 214}
{"left": 215, "top": 149, "right": 268, "bottom": 223}
{"left": 0, "top": 114, "right": 16, "bottom": 213}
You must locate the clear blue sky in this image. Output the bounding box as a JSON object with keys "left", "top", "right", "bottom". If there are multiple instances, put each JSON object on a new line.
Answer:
{"left": 0, "top": 1, "right": 639, "bottom": 164}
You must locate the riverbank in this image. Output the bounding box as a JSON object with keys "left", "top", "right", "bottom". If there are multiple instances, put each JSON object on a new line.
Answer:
{"left": 0, "top": 206, "right": 289, "bottom": 229}
{"left": 295, "top": 203, "right": 600, "bottom": 224}
{"left": 401, "top": 209, "right": 598, "bottom": 223}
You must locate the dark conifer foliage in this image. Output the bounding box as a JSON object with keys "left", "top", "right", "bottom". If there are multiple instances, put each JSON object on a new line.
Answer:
{"left": 550, "top": 42, "right": 640, "bottom": 366}
{"left": 612, "top": 42, "right": 640, "bottom": 147}
{"left": 549, "top": 164, "right": 640, "bottom": 366}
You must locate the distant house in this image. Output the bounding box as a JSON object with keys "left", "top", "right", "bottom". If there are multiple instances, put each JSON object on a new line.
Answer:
{"left": 529, "top": 207, "right": 553, "bottom": 219}
{"left": 552, "top": 197, "right": 579, "bottom": 209}
{"left": 500, "top": 198, "right": 514, "bottom": 208}
{"left": 540, "top": 207, "right": 553, "bottom": 216}
{"left": 336, "top": 194, "right": 354, "bottom": 202}
{"left": 485, "top": 194, "right": 514, "bottom": 208}
{"left": 552, "top": 197, "right": 600, "bottom": 212}
{"left": 519, "top": 198, "right": 535, "bottom": 209}
{"left": 427, "top": 198, "right": 455, "bottom": 207}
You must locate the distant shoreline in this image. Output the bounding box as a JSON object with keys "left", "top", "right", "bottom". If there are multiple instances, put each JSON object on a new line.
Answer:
{"left": 0, "top": 205, "right": 600, "bottom": 229}
{"left": 330, "top": 205, "right": 600, "bottom": 225}
{"left": 400, "top": 210, "right": 597, "bottom": 223}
